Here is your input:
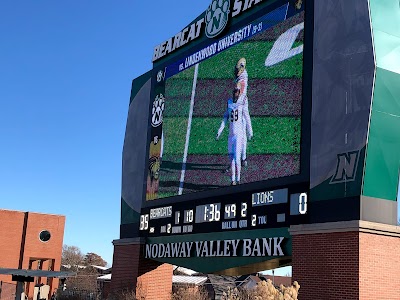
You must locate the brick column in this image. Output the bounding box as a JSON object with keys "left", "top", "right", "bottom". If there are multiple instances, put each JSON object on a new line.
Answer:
{"left": 110, "top": 238, "right": 173, "bottom": 300}
{"left": 359, "top": 223, "right": 400, "bottom": 299}
{"left": 290, "top": 221, "right": 400, "bottom": 300}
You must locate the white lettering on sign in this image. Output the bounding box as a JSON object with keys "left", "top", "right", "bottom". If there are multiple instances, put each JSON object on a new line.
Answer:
{"left": 152, "top": 0, "right": 271, "bottom": 62}
{"left": 153, "top": 18, "right": 205, "bottom": 62}
{"left": 232, "top": 0, "right": 265, "bottom": 17}
{"left": 222, "top": 221, "right": 238, "bottom": 230}
{"left": 184, "top": 43, "right": 217, "bottom": 69}
{"left": 217, "top": 24, "right": 252, "bottom": 52}
{"left": 182, "top": 225, "right": 193, "bottom": 233}
{"left": 252, "top": 191, "right": 274, "bottom": 205}
{"left": 149, "top": 206, "right": 172, "bottom": 219}
{"left": 145, "top": 237, "right": 286, "bottom": 258}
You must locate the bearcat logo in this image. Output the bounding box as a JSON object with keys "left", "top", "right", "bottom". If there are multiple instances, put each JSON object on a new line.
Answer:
{"left": 156, "top": 70, "right": 165, "bottom": 83}
{"left": 148, "top": 156, "right": 161, "bottom": 182}
{"left": 151, "top": 94, "right": 165, "bottom": 127}
{"left": 147, "top": 141, "right": 162, "bottom": 200}
{"left": 205, "top": 0, "right": 230, "bottom": 38}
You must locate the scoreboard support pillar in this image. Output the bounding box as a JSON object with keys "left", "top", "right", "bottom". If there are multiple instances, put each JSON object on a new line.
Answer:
{"left": 290, "top": 221, "right": 400, "bottom": 300}
{"left": 109, "top": 238, "right": 173, "bottom": 300}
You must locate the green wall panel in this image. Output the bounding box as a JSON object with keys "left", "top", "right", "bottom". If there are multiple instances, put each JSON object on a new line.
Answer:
{"left": 363, "top": 0, "right": 400, "bottom": 200}
{"left": 373, "top": 31, "right": 400, "bottom": 74}
{"left": 370, "top": 68, "right": 400, "bottom": 113}
{"left": 121, "top": 198, "right": 140, "bottom": 224}
{"left": 369, "top": 0, "right": 400, "bottom": 40}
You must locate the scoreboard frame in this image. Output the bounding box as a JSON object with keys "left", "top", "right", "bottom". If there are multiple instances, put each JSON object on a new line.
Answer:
{"left": 139, "top": 0, "right": 314, "bottom": 237}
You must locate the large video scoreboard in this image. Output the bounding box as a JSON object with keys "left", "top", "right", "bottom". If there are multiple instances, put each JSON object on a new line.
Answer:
{"left": 139, "top": 0, "right": 311, "bottom": 239}
{"left": 122, "top": 0, "right": 397, "bottom": 279}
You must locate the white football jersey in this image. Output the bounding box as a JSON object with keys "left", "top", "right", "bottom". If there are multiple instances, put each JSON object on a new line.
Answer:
{"left": 218, "top": 97, "right": 253, "bottom": 138}
{"left": 236, "top": 70, "right": 248, "bottom": 97}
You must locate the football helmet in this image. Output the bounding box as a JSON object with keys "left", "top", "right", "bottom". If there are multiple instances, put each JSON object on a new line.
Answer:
{"left": 235, "top": 58, "right": 246, "bottom": 77}
{"left": 233, "top": 83, "right": 241, "bottom": 102}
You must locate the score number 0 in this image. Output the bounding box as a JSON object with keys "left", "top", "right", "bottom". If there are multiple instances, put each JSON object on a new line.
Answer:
{"left": 299, "top": 193, "right": 307, "bottom": 215}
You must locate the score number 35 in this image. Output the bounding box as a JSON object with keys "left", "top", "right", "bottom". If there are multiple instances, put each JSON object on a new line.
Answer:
{"left": 139, "top": 214, "right": 149, "bottom": 230}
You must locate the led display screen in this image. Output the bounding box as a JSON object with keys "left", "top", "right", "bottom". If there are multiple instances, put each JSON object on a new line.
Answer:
{"left": 147, "top": 4, "right": 304, "bottom": 201}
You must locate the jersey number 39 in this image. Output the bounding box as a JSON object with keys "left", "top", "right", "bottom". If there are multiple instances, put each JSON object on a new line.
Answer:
{"left": 230, "top": 109, "right": 239, "bottom": 122}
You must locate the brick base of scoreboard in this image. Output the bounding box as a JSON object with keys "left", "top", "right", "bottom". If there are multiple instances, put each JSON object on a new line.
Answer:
{"left": 109, "top": 221, "right": 400, "bottom": 300}
{"left": 290, "top": 221, "right": 400, "bottom": 300}
{"left": 109, "top": 238, "right": 173, "bottom": 300}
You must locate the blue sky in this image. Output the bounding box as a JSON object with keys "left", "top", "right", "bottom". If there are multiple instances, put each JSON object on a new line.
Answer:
{"left": 0, "top": 0, "right": 211, "bottom": 266}
{"left": 0, "top": 0, "right": 398, "bottom": 274}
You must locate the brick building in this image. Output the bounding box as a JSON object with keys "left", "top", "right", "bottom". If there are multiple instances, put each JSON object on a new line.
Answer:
{"left": 0, "top": 209, "right": 65, "bottom": 300}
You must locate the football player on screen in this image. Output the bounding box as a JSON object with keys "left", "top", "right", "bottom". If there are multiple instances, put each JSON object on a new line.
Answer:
{"left": 235, "top": 57, "right": 250, "bottom": 168}
{"left": 223, "top": 57, "right": 251, "bottom": 174}
{"left": 216, "top": 84, "right": 253, "bottom": 186}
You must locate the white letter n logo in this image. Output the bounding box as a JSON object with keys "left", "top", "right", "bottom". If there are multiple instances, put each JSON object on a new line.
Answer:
{"left": 330, "top": 151, "right": 360, "bottom": 184}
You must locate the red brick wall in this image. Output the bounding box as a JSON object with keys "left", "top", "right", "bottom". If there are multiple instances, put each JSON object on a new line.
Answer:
{"left": 0, "top": 210, "right": 25, "bottom": 281}
{"left": 0, "top": 210, "right": 65, "bottom": 299}
{"left": 25, "top": 213, "right": 64, "bottom": 277}
{"left": 0, "top": 211, "right": 25, "bottom": 291}
{"left": 101, "top": 281, "right": 111, "bottom": 299}
{"left": 23, "top": 212, "right": 65, "bottom": 297}
{"left": 22, "top": 212, "right": 65, "bottom": 266}
{"left": 292, "top": 231, "right": 360, "bottom": 300}
{"left": 292, "top": 228, "right": 400, "bottom": 300}
{"left": 0, "top": 282, "right": 16, "bottom": 300}
{"left": 137, "top": 262, "right": 173, "bottom": 300}
{"left": 110, "top": 242, "right": 173, "bottom": 300}
{"left": 359, "top": 232, "right": 400, "bottom": 300}
{"left": 110, "top": 243, "right": 141, "bottom": 292}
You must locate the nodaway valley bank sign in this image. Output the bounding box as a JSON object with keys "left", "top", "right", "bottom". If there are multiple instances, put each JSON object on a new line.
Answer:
{"left": 145, "top": 237, "right": 286, "bottom": 259}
